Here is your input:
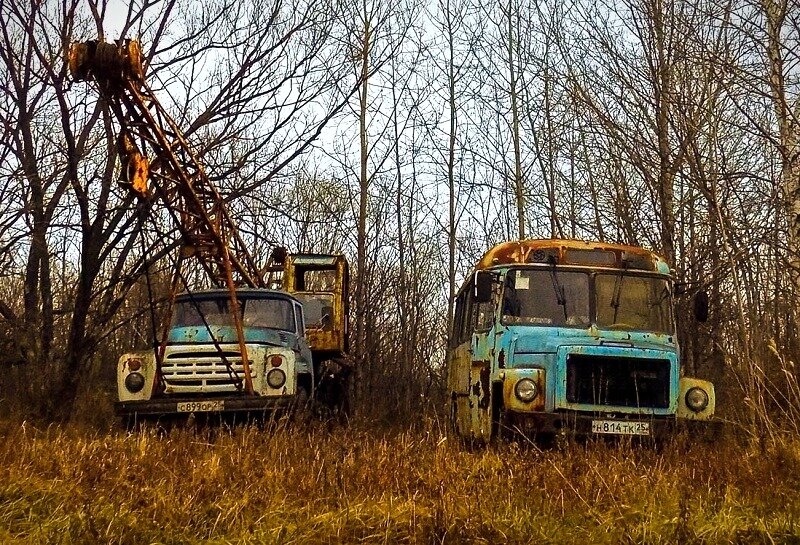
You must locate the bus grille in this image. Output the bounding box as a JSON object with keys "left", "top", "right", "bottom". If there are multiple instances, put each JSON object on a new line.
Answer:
{"left": 566, "top": 354, "right": 670, "bottom": 408}
{"left": 161, "top": 345, "right": 253, "bottom": 393}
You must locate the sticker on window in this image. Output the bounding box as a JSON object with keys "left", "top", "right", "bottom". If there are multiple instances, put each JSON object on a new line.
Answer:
{"left": 515, "top": 275, "right": 530, "bottom": 290}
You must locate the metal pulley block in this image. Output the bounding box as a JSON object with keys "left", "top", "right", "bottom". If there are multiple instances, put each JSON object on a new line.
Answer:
{"left": 67, "top": 39, "right": 144, "bottom": 85}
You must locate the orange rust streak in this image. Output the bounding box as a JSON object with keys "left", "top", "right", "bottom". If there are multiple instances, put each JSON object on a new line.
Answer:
{"left": 475, "top": 239, "right": 665, "bottom": 270}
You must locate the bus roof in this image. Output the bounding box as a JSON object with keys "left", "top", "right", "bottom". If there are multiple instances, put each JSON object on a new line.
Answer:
{"left": 475, "top": 239, "right": 670, "bottom": 274}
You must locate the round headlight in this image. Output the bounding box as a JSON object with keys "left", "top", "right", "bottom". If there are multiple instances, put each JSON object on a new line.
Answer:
{"left": 514, "top": 378, "right": 538, "bottom": 402}
{"left": 127, "top": 358, "right": 143, "bottom": 372}
{"left": 267, "top": 368, "right": 287, "bottom": 389}
{"left": 685, "top": 387, "right": 709, "bottom": 412}
{"left": 125, "top": 372, "right": 145, "bottom": 393}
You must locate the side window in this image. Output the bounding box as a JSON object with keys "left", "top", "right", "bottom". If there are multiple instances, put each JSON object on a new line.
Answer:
{"left": 459, "top": 283, "right": 474, "bottom": 343}
{"left": 294, "top": 303, "right": 305, "bottom": 334}
{"left": 466, "top": 285, "right": 492, "bottom": 333}
{"left": 451, "top": 294, "right": 464, "bottom": 347}
{"left": 475, "top": 298, "right": 495, "bottom": 331}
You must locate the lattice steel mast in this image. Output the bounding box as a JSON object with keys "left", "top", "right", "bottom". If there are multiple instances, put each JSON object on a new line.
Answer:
{"left": 68, "top": 40, "right": 264, "bottom": 394}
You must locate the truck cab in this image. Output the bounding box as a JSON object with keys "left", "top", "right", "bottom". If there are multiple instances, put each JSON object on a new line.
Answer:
{"left": 116, "top": 289, "right": 314, "bottom": 420}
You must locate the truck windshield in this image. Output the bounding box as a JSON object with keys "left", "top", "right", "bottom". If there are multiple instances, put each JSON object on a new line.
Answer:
{"left": 172, "top": 297, "right": 297, "bottom": 333}
{"left": 595, "top": 274, "right": 673, "bottom": 333}
{"left": 502, "top": 270, "right": 590, "bottom": 327}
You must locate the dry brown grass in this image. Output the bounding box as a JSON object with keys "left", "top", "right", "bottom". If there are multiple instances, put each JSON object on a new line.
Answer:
{"left": 0, "top": 417, "right": 799, "bottom": 545}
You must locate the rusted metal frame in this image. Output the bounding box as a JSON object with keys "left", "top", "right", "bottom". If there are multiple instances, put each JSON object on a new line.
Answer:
{"left": 116, "top": 99, "right": 233, "bottom": 280}
{"left": 117, "top": 139, "right": 226, "bottom": 286}
{"left": 71, "top": 41, "right": 257, "bottom": 394}
{"left": 113, "top": 85, "right": 253, "bottom": 285}
{"left": 105, "top": 101, "right": 224, "bottom": 286}
{"left": 106, "top": 101, "right": 222, "bottom": 266}
{"left": 104, "top": 92, "right": 253, "bottom": 394}
{"left": 117, "top": 82, "right": 258, "bottom": 394}
{"left": 120, "top": 82, "right": 263, "bottom": 287}
{"left": 154, "top": 185, "right": 227, "bottom": 285}
{"left": 138, "top": 151, "right": 258, "bottom": 289}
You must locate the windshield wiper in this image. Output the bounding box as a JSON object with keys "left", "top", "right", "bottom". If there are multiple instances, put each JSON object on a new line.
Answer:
{"left": 610, "top": 272, "right": 625, "bottom": 323}
{"left": 547, "top": 256, "right": 568, "bottom": 321}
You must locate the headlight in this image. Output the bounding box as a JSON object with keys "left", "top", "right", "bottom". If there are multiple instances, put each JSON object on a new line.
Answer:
{"left": 125, "top": 372, "right": 145, "bottom": 393}
{"left": 685, "top": 387, "right": 709, "bottom": 412}
{"left": 127, "top": 358, "right": 143, "bottom": 372}
{"left": 514, "top": 378, "right": 538, "bottom": 402}
{"left": 267, "top": 368, "right": 287, "bottom": 389}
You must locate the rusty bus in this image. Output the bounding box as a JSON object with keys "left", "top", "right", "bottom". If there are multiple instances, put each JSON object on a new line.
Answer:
{"left": 446, "top": 239, "right": 715, "bottom": 442}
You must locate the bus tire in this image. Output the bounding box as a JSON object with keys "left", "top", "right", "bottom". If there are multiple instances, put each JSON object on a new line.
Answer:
{"left": 450, "top": 399, "right": 459, "bottom": 436}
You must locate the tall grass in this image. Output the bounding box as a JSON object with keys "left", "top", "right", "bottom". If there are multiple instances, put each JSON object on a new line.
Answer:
{"left": 1, "top": 417, "right": 799, "bottom": 544}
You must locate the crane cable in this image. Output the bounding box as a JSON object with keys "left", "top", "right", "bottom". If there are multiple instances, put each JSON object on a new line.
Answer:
{"left": 137, "top": 202, "right": 160, "bottom": 367}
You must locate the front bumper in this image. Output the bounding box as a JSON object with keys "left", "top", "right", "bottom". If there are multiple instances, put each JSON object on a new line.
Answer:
{"left": 504, "top": 410, "right": 678, "bottom": 438}
{"left": 115, "top": 394, "right": 295, "bottom": 417}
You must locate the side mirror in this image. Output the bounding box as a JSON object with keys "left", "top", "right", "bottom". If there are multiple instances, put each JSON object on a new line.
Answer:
{"left": 474, "top": 270, "right": 494, "bottom": 303}
{"left": 693, "top": 290, "right": 709, "bottom": 322}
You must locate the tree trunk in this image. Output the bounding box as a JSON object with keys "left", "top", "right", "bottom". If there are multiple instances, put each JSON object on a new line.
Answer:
{"left": 355, "top": 7, "right": 371, "bottom": 407}
{"left": 507, "top": 0, "right": 525, "bottom": 239}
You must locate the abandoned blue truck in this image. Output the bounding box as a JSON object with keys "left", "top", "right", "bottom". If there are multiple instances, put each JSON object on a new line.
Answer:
{"left": 116, "top": 289, "right": 314, "bottom": 420}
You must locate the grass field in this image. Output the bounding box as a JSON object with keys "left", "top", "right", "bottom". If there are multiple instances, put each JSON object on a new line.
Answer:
{"left": 1, "top": 417, "right": 799, "bottom": 545}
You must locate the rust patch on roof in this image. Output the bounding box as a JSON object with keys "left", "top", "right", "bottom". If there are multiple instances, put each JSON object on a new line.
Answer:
{"left": 475, "top": 239, "right": 667, "bottom": 272}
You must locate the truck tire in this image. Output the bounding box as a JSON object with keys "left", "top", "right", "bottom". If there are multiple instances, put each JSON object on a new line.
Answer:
{"left": 291, "top": 386, "right": 311, "bottom": 422}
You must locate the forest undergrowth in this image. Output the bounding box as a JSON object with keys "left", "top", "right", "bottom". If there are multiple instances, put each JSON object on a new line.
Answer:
{"left": 1, "top": 416, "right": 799, "bottom": 545}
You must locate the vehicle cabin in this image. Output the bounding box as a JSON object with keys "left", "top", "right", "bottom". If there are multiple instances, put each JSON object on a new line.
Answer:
{"left": 282, "top": 253, "right": 349, "bottom": 358}
{"left": 447, "top": 239, "right": 715, "bottom": 443}
{"left": 116, "top": 288, "right": 314, "bottom": 419}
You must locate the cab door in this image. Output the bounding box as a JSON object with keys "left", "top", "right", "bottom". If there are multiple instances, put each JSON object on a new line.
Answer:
{"left": 447, "top": 292, "right": 472, "bottom": 437}
{"left": 467, "top": 275, "right": 498, "bottom": 442}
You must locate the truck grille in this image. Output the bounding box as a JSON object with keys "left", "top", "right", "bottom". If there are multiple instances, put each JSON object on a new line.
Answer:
{"left": 566, "top": 354, "right": 670, "bottom": 408}
{"left": 161, "top": 345, "right": 254, "bottom": 393}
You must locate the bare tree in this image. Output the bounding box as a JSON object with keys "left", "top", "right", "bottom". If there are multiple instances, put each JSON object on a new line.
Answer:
{"left": 0, "top": 0, "right": 363, "bottom": 417}
{"left": 330, "top": 0, "right": 419, "bottom": 409}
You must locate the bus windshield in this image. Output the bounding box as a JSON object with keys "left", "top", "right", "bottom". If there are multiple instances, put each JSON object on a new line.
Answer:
{"left": 171, "top": 296, "right": 297, "bottom": 333}
{"left": 596, "top": 274, "right": 673, "bottom": 333}
{"left": 500, "top": 269, "right": 674, "bottom": 332}
{"left": 502, "top": 270, "right": 590, "bottom": 327}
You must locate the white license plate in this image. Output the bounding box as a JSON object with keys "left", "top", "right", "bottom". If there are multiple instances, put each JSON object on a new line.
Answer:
{"left": 177, "top": 400, "right": 225, "bottom": 413}
{"left": 591, "top": 420, "right": 650, "bottom": 436}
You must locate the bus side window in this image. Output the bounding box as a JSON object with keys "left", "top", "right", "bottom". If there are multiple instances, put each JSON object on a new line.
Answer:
{"left": 460, "top": 285, "right": 473, "bottom": 344}
{"left": 475, "top": 298, "right": 494, "bottom": 331}
{"left": 451, "top": 295, "right": 465, "bottom": 347}
{"left": 468, "top": 282, "right": 494, "bottom": 333}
